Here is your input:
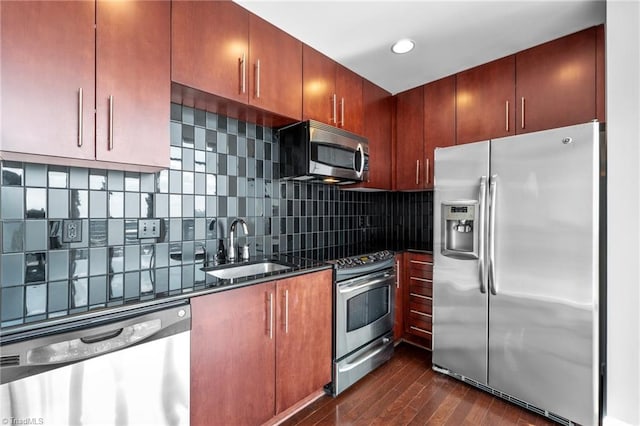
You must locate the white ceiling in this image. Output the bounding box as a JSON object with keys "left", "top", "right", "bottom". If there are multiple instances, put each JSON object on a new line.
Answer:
{"left": 234, "top": 0, "right": 606, "bottom": 95}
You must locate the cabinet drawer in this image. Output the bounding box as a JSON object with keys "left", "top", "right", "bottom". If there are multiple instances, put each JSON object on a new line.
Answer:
{"left": 407, "top": 322, "right": 432, "bottom": 343}
{"left": 408, "top": 258, "right": 433, "bottom": 274}
{"left": 409, "top": 277, "right": 432, "bottom": 297}
{"left": 408, "top": 310, "right": 432, "bottom": 332}
{"left": 408, "top": 295, "right": 432, "bottom": 315}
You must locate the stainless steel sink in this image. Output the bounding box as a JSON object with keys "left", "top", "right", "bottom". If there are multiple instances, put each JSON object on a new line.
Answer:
{"left": 205, "top": 261, "right": 291, "bottom": 280}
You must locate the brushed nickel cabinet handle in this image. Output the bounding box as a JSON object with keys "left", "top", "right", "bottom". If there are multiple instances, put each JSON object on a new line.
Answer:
{"left": 77, "top": 88, "right": 83, "bottom": 147}
{"left": 332, "top": 94, "right": 337, "bottom": 124}
{"left": 240, "top": 52, "right": 246, "bottom": 94}
{"left": 269, "top": 292, "right": 273, "bottom": 339}
{"left": 409, "top": 260, "right": 433, "bottom": 266}
{"left": 255, "top": 59, "right": 261, "bottom": 99}
{"left": 108, "top": 95, "right": 114, "bottom": 151}
{"left": 426, "top": 158, "right": 430, "bottom": 184}
{"left": 416, "top": 160, "right": 420, "bottom": 185}
{"left": 340, "top": 97, "right": 345, "bottom": 126}
{"left": 521, "top": 97, "right": 525, "bottom": 129}
{"left": 505, "top": 100, "right": 509, "bottom": 132}
{"left": 396, "top": 260, "right": 400, "bottom": 289}
{"left": 285, "top": 289, "right": 289, "bottom": 334}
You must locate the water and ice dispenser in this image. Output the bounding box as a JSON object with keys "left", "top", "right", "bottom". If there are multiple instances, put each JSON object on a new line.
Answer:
{"left": 441, "top": 202, "right": 480, "bottom": 259}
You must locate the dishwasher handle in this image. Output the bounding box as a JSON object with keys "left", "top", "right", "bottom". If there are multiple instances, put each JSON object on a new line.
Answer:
{"left": 80, "top": 328, "right": 123, "bottom": 344}
{"left": 28, "top": 319, "right": 162, "bottom": 365}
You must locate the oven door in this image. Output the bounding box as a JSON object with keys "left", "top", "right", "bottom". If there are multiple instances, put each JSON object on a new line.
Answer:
{"left": 335, "top": 268, "right": 395, "bottom": 360}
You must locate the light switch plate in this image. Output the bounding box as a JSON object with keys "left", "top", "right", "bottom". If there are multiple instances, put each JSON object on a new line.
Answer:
{"left": 138, "top": 219, "right": 161, "bottom": 239}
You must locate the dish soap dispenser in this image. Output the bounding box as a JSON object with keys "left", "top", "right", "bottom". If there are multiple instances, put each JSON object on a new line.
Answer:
{"left": 216, "top": 239, "right": 227, "bottom": 264}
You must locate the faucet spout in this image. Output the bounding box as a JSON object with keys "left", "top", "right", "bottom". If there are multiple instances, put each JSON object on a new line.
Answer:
{"left": 228, "top": 218, "right": 250, "bottom": 261}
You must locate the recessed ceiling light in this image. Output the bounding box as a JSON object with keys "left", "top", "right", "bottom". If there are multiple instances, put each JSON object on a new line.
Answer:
{"left": 391, "top": 38, "right": 415, "bottom": 54}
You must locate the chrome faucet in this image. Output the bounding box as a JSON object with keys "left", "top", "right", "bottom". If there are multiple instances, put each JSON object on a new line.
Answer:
{"left": 228, "top": 218, "right": 249, "bottom": 261}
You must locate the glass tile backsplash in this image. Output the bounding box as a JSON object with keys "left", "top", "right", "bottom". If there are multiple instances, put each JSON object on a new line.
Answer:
{"left": 0, "top": 103, "right": 432, "bottom": 328}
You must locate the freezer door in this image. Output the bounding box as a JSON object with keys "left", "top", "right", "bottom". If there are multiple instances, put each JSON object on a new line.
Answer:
{"left": 488, "top": 122, "right": 600, "bottom": 426}
{"left": 433, "top": 141, "right": 490, "bottom": 384}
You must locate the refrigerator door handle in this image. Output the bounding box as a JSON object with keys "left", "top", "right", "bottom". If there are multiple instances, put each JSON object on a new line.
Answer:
{"left": 488, "top": 174, "right": 498, "bottom": 295}
{"left": 478, "top": 176, "right": 488, "bottom": 293}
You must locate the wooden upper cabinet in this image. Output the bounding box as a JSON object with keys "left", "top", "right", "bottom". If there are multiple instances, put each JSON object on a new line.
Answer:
{"left": 1, "top": 0, "right": 169, "bottom": 171}
{"left": 248, "top": 13, "right": 302, "bottom": 120}
{"left": 395, "top": 86, "right": 425, "bottom": 190}
{"left": 424, "top": 75, "right": 456, "bottom": 188}
{"left": 302, "top": 46, "right": 363, "bottom": 133}
{"left": 515, "top": 26, "right": 597, "bottom": 134}
{"left": 359, "top": 80, "right": 392, "bottom": 190}
{"left": 191, "top": 282, "right": 276, "bottom": 426}
{"left": 302, "top": 45, "right": 337, "bottom": 125}
{"left": 275, "top": 270, "right": 332, "bottom": 414}
{"left": 171, "top": 1, "right": 249, "bottom": 104}
{"left": 456, "top": 55, "right": 516, "bottom": 145}
{"left": 1, "top": 1, "right": 96, "bottom": 161}
{"left": 96, "top": 0, "right": 170, "bottom": 168}
{"left": 335, "top": 65, "right": 364, "bottom": 134}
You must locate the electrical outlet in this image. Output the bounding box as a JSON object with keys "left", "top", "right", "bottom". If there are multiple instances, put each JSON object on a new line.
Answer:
{"left": 138, "top": 219, "right": 161, "bottom": 239}
{"left": 62, "top": 219, "right": 83, "bottom": 243}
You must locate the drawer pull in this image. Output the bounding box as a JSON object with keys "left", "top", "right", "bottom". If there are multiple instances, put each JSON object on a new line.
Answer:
{"left": 409, "top": 293, "right": 432, "bottom": 301}
{"left": 409, "top": 260, "right": 433, "bottom": 266}
{"left": 410, "top": 310, "right": 432, "bottom": 318}
{"left": 410, "top": 326, "right": 432, "bottom": 335}
{"left": 410, "top": 276, "right": 432, "bottom": 283}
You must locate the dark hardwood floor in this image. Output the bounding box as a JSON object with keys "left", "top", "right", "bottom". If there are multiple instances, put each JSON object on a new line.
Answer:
{"left": 282, "top": 343, "right": 558, "bottom": 425}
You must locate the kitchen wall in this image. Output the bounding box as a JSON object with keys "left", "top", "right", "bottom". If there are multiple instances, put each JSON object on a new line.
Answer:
{"left": 0, "top": 103, "right": 432, "bottom": 328}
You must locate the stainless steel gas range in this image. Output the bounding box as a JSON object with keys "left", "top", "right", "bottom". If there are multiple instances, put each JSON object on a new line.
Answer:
{"left": 328, "top": 250, "right": 396, "bottom": 396}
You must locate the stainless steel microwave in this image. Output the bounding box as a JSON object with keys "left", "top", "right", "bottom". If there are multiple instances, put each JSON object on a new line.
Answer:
{"left": 277, "top": 120, "right": 369, "bottom": 184}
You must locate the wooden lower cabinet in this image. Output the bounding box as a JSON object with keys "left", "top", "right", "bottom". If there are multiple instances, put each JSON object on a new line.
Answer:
{"left": 275, "top": 270, "right": 332, "bottom": 413}
{"left": 403, "top": 252, "right": 434, "bottom": 350}
{"left": 191, "top": 281, "right": 276, "bottom": 425}
{"left": 190, "top": 269, "right": 332, "bottom": 425}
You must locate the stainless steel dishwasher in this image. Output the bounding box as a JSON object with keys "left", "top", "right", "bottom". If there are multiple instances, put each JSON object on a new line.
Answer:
{"left": 0, "top": 302, "right": 190, "bottom": 425}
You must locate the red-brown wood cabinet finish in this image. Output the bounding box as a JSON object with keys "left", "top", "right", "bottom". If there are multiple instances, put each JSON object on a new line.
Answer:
{"left": 1, "top": 0, "right": 170, "bottom": 170}
{"left": 361, "top": 80, "right": 393, "bottom": 190}
{"left": 95, "top": 0, "right": 170, "bottom": 168}
{"left": 190, "top": 270, "right": 332, "bottom": 424}
{"left": 171, "top": 2, "right": 301, "bottom": 122}
{"left": 403, "top": 252, "right": 434, "bottom": 350}
{"left": 302, "top": 45, "right": 363, "bottom": 134}
{"left": 335, "top": 64, "right": 364, "bottom": 134}
{"left": 1, "top": 1, "right": 96, "bottom": 161}
{"left": 248, "top": 13, "right": 302, "bottom": 120}
{"left": 171, "top": 1, "right": 249, "bottom": 104}
{"left": 395, "top": 86, "right": 425, "bottom": 190}
{"left": 456, "top": 55, "right": 516, "bottom": 145}
{"left": 191, "top": 282, "right": 276, "bottom": 426}
{"left": 275, "top": 270, "right": 332, "bottom": 414}
{"left": 424, "top": 75, "right": 457, "bottom": 188}
{"left": 515, "top": 26, "right": 598, "bottom": 134}
{"left": 302, "top": 45, "right": 337, "bottom": 125}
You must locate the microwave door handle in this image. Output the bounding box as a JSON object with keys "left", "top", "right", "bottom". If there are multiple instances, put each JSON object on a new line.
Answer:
{"left": 355, "top": 143, "right": 365, "bottom": 177}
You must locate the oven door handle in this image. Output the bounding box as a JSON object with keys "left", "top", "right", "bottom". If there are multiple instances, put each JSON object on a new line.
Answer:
{"left": 337, "top": 337, "right": 392, "bottom": 373}
{"left": 338, "top": 275, "right": 393, "bottom": 294}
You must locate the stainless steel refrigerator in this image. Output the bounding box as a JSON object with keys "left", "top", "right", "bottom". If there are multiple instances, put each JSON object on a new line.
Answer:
{"left": 433, "top": 121, "right": 604, "bottom": 426}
